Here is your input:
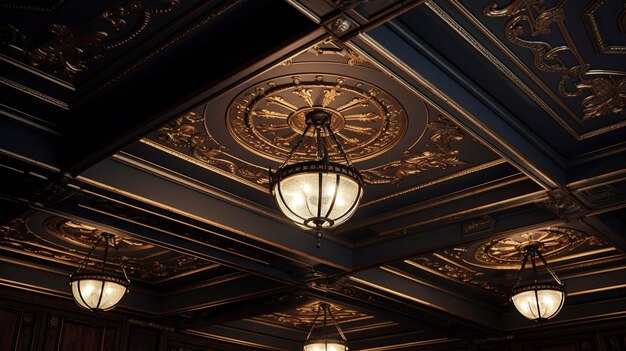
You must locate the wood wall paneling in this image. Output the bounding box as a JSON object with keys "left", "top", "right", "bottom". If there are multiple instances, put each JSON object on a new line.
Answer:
{"left": 0, "top": 308, "right": 19, "bottom": 350}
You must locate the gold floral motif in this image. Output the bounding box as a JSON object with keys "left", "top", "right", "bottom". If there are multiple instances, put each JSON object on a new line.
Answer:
{"left": 474, "top": 227, "right": 588, "bottom": 264}
{"left": 226, "top": 74, "right": 407, "bottom": 163}
{"left": 256, "top": 302, "right": 367, "bottom": 328}
{"left": 157, "top": 112, "right": 269, "bottom": 185}
{"left": 409, "top": 257, "right": 503, "bottom": 294}
{"left": 484, "top": 0, "right": 626, "bottom": 121}
{"left": 43, "top": 217, "right": 150, "bottom": 251}
{"left": 307, "top": 37, "right": 365, "bottom": 66}
{"left": 361, "top": 117, "right": 465, "bottom": 184}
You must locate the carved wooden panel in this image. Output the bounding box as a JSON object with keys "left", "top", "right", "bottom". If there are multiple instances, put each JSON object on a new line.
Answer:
{"left": 128, "top": 326, "right": 159, "bottom": 351}
{"left": 58, "top": 320, "right": 103, "bottom": 351}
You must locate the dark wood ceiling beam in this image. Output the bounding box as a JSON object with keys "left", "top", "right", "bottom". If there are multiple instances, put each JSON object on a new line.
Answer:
{"left": 62, "top": 0, "right": 323, "bottom": 176}
{"left": 347, "top": 23, "right": 567, "bottom": 190}
{"left": 352, "top": 206, "right": 560, "bottom": 269}
{"left": 350, "top": 268, "right": 501, "bottom": 328}
{"left": 49, "top": 200, "right": 304, "bottom": 286}
{"left": 76, "top": 156, "right": 353, "bottom": 270}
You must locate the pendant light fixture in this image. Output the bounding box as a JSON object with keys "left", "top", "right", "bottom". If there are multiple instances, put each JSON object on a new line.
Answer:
{"left": 511, "top": 244, "right": 565, "bottom": 321}
{"left": 270, "top": 109, "right": 364, "bottom": 248}
{"left": 69, "top": 232, "right": 130, "bottom": 312}
{"left": 303, "top": 303, "right": 348, "bottom": 351}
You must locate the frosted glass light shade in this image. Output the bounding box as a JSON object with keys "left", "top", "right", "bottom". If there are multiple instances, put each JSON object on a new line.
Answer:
{"left": 511, "top": 283, "right": 565, "bottom": 321}
{"left": 303, "top": 340, "right": 348, "bottom": 351}
{"left": 272, "top": 162, "right": 363, "bottom": 230}
{"left": 70, "top": 274, "right": 129, "bottom": 311}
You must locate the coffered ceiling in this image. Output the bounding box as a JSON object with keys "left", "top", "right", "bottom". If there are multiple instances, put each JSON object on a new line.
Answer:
{"left": 1, "top": 0, "right": 625, "bottom": 350}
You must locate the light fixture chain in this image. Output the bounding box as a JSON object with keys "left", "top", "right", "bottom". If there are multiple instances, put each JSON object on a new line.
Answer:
{"left": 513, "top": 247, "right": 530, "bottom": 289}
{"left": 325, "top": 121, "right": 354, "bottom": 167}
{"left": 278, "top": 122, "right": 313, "bottom": 169}
{"left": 112, "top": 236, "right": 130, "bottom": 284}
{"left": 327, "top": 304, "right": 348, "bottom": 342}
{"left": 536, "top": 249, "right": 564, "bottom": 286}
{"left": 72, "top": 232, "right": 106, "bottom": 277}
{"left": 305, "top": 303, "right": 323, "bottom": 342}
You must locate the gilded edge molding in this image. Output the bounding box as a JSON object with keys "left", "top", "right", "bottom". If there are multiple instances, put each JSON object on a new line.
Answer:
{"left": 0, "top": 0, "right": 67, "bottom": 12}
{"left": 360, "top": 158, "right": 507, "bottom": 207}
{"left": 441, "top": 0, "right": 626, "bottom": 139}
{"left": 0, "top": 76, "right": 69, "bottom": 109}
{"left": 583, "top": 0, "right": 626, "bottom": 55}
{"left": 483, "top": 0, "right": 626, "bottom": 123}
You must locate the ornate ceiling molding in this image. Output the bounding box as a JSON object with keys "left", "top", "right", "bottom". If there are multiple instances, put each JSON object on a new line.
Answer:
{"left": 361, "top": 117, "right": 465, "bottom": 184}
{"left": 484, "top": 0, "right": 626, "bottom": 122}
{"left": 255, "top": 302, "right": 368, "bottom": 329}
{"left": 583, "top": 0, "right": 626, "bottom": 55}
{"left": 155, "top": 111, "right": 269, "bottom": 188}
{"left": 0, "top": 0, "right": 181, "bottom": 81}
{"left": 226, "top": 73, "right": 407, "bottom": 163}
{"left": 474, "top": 227, "right": 588, "bottom": 265}
{"left": 0, "top": 214, "right": 216, "bottom": 283}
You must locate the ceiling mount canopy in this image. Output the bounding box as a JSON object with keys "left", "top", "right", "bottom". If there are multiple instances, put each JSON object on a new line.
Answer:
{"left": 511, "top": 243, "right": 566, "bottom": 321}
{"left": 303, "top": 303, "right": 348, "bottom": 351}
{"left": 270, "top": 109, "right": 364, "bottom": 247}
{"left": 69, "top": 232, "right": 130, "bottom": 312}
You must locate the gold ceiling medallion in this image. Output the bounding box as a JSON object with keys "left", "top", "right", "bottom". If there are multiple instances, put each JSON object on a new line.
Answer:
{"left": 43, "top": 217, "right": 151, "bottom": 251}
{"left": 156, "top": 112, "right": 269, "bottom": 185}
{"left": 361, "top": 117, "right": 465, "bottom": 184}
{"left": 474, "top": 227, "right": 587, "bottom": 265}
{"left": 484, "top": 0, "right": 626, "bottom": 121}
{"left": 257, "top": 302, "right": 367, "bottom": 328}
{"left": 226, "top": 74, "right": 406, "bottom": 163}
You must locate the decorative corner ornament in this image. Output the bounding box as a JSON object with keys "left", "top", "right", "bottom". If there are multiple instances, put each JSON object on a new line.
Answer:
{"left": 325, "top": 16, "right": 356, "bottom": 37}
{"left": 463, "top": 215, "right": 495, "bottom": 236}
{"left": 539, "top": 189, "right": 586, "bottom": 218}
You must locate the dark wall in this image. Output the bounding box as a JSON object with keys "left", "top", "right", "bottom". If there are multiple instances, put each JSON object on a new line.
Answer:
{"left": 0, "top": 288, "right": 263, "bottom": 351}
{"left": 1, "top": 286, "right": 626, "bottom": 351}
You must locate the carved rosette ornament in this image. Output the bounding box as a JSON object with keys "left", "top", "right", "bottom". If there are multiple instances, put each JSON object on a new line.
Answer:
{"left": 226, "top": 74, "right": 406, "bottom": 163}
{"left": 474, "top": 227, "right": 588, "bottom": 265}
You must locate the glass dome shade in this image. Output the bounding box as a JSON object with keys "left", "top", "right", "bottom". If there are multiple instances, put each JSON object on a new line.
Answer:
{"left": 511, "top": 283, "right": 565, "bottom": 321}
{"left": 272, "top": 161, "right": 363, "bottom": 230}
{"left": 303, "top": 340, "right": 348, "bottom": 351}
{"left": 70, "top": 274, "right": 129, "bottom": 312}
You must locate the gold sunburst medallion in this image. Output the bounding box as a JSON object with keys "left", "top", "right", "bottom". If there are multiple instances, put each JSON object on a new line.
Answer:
{"left": 474, "top": 227, "right": 587, "bottom": 264}
{"left": 226, "top": 74, "right": 407, "bottom": 163}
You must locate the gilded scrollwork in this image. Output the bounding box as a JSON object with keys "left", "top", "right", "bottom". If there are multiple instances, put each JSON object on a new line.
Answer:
{"left": 43, "top": 217, "right": 150, "bottom": 251}
{"left": 226, "top": 74, "right": 407, "bottom": 163}
{"left": 484, "top": 0, "right": 626, "bottom": 121}
{"left": 307, "top": 38, "right": 365, "bottom": 66}
{"left": 0, "top": 0, "right": 180, "bottom": 80}
{"left": 256, "top": 302, "right": 367, "bottom": 328}
{"left": 361, "top": 117, "right": 465, "bottom": 184}
{"left": 157, "top": 112, "right": 269, "bottom": 185}
{"left": 410, "top": 257, "right": 504, "bottom": 294}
